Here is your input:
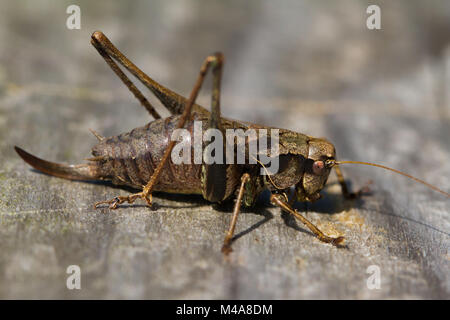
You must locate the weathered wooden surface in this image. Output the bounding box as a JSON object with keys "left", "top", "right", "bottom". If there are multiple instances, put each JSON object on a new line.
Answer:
{"left": 0, "top": 0, "right": 449, "bottom": 299}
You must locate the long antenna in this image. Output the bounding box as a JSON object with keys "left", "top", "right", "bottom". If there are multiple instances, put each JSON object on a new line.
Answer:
{"left": 330, "top": 160, "right": 450, "bottom": 198}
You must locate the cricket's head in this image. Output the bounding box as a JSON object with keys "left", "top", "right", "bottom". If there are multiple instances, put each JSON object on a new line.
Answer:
{"left": 265, "top": 132, "right": 449, "bottom": 201}
{"left": 296, "top": 138, "right": 336, "bottom": 202}
{"left": 298, "top": 141, "right": 450, "bottom": 201}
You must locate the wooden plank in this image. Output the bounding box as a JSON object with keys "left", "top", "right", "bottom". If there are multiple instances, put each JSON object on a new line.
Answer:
{"left": 0, "top": 1, "right": 449, "bottom": 299}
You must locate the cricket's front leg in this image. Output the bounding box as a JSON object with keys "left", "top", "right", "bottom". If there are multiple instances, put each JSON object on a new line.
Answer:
{"left": 333, "top": 163, "right": 372, "bottom": 199}
{"left": 270, "top": 193, "right": 345, "bottom": 246}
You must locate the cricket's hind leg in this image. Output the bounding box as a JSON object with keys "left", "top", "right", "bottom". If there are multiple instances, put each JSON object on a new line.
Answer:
{"left": 90, "top": 31, "right": 209, "bottom": 118}
{"left": 95, "top": 53, "right": 225, "bottom": 210}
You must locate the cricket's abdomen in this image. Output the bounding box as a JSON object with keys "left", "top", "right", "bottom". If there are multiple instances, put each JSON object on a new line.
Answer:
{"left": 91, "top": 114, "right": 203, "bottom": 194}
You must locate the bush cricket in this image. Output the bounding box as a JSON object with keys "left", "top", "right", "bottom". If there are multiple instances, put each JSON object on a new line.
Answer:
{"left": 15, "top": 31, "right": 450, "bottom": 254}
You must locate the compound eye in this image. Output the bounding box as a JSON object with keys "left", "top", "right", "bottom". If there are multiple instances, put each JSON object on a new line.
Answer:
{"left": 312, "top": 160, "right": 325, "bottom": 175}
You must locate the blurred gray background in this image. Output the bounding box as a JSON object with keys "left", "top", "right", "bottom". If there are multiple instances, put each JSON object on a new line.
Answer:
{"left": 0, "top": 0, "right": 449, "bottom": 299}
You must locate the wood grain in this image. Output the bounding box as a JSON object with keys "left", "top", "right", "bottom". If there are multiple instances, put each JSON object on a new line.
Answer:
{"left": 0, "top": 0, "right": 449, "bottom": 299}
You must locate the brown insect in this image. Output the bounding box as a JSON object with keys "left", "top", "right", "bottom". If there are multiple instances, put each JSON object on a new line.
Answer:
{"left": 15, "top": 31, "right": 450, "bottom": 254}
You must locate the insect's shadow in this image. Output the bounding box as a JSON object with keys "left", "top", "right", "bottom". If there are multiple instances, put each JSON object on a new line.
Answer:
{"left": 377, "top": 208, "right": 450, "bottom": 237}
{"left": 32, "top": 169, "right": 365, "bottom": 213}
{"left": 300, "top": 180, "right": 369, "bottom": 215}
{"left": 89, "top": 179, "right": 449, "bottom": 239}
{"left": 211, "top": 185, "right": 359, "bottom": 247}
{"left": 32, "top": 169, "right": 362, "bottom": 245}
{"left": 211, "top": 198, "right": 275, "bottom": 244}
{"left": 376, "top": 191, "right": 450, "bottom": 237}
{"left": 151, "top": 193, "right": 209, "bottom": 209}
{"left": 31, "top": 170, "right": 208, "bottom": 209}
